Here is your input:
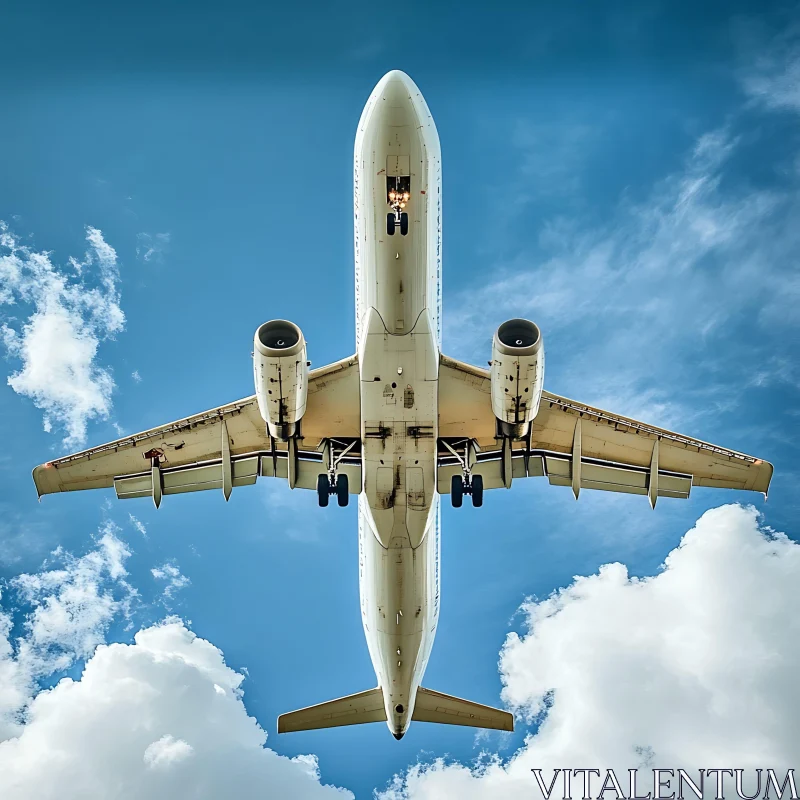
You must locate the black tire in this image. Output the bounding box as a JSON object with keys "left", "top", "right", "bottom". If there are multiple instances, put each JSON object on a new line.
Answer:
{"left": 471, "top": 474, "right": 484, "bottom": 508}
{"left": 400, "top": 212, "right": 409, "bottom": 236}
{"left": 387, "top": 213, "right": 396, "bottom": 236}
{"left": 336, "top": 473, "right": 349, "bottom": 507}
{"left": 451, "top": 474, "right": 463, "bottom": 508}
{"left": 317, "top": 474, "right": 329, "bottom": 507}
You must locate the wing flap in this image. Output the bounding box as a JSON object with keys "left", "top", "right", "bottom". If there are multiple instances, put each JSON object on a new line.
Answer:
{"left": 536, "top": 392, "right": 772, "bottom": 495}
{"left": 114, "top": 455, "right": 261, "bottom": 500}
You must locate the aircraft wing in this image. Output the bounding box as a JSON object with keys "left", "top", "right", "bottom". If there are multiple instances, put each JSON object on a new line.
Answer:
{"left": 33, "top": 355, "right": 361, "bottom": 504}
{"left": 438, "top": 355, "right": 773, "bottom": 503}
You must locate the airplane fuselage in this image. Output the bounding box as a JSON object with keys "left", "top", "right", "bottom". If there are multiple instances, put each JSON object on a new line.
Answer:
{"left": 354, "top": 71, "right": 442, "bottom": 738}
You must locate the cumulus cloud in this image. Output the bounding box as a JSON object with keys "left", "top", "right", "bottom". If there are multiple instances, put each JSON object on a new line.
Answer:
{"left": 136, "top": 231, "right": 171, "bottom": 263}
{"left": 0, "top": 528, "right": 351, "bottom": 799}
{"left": 0, "top": 620, "right": 352, "bottom": 799}
{"left": 0, "top": 223, "right": 125, "bottom": 448}
{"left": 379, "top": 505, "right": 800, "bottom": 799}
{"left": 0, "top": 523, "right": 136, "bottom": 739}
{"left": 151, "top": 561, "right": 190, "bottom": 602}
{"left": 128, "top": 514, "right": 147, "bottom": 537}
{"left": 143, "top": 734, "right": 194, "bottom": 769}
{"left": 131, "top": 369, "right": 142, "bottom": 383}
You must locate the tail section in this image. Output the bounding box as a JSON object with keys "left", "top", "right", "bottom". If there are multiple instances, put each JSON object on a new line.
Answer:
{"left": 277, "top": 687, "right": 386, "bottom": 733}
{"left": 277, "top": 685, "right": 513, "bottom": 735}
{"left": 411, "top": 687, "right": 514, "bottom": 732}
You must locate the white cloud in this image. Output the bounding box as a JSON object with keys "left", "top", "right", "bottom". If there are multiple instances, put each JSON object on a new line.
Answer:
{"left": 0, "top": 524, "right": 136, "bottom": 739}
{"left": 743, "top": 38, "right": 800, "bottom": 112}
{"left": 131, "top": 369, "right": 142, "bottom": 383}
{"left": 0, "top": 223, "right": 125, "bottom": 448}
{"left": 0, "top": 620, "right": 352, "bottom": 799}
{"left": 143, "top": 734, "right": 194, "bottom": 769}
{"left": 378, "top": 505, "right": 800, "bottom": 799}
{"left": 151, "top": 562, "right": 190, "bottom": 601}
{"left": 0, "top": 530, "right": 351, "bottom": 799}
{"left": 129, "top": 514, "right": 147, "bottom": 537}
{"left": 446, "top": 83, "right": 799, "bottom": 430}
{"left": 136, "top": 232, "right": 171, "bottom": 263}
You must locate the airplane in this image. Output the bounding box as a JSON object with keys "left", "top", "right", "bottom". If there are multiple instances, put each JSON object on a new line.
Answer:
{"left": 32, "top": 70, "right": 773, "bottom": 740}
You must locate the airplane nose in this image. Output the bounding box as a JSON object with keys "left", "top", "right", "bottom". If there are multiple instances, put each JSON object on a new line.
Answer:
{"left": 379, "top": 69, "right": 413, "bottom": 88}
{"left": 392, "top": 731, "right": 405, "bottom": 740}
{"left": 374, "top": 70, "right": 417, "bottom": 106}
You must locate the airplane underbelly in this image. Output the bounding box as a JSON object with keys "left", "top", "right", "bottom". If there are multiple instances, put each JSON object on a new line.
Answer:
{"left": 353, "top": 72, "right": 443, "bottom": 731}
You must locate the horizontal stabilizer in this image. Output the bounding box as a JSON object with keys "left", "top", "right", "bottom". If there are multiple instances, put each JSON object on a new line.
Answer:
{"left": 412, "top": 687, "right": 514, "bottom": 731}
{"left": 278, "top": 687, "right": 386, "bottom": 733}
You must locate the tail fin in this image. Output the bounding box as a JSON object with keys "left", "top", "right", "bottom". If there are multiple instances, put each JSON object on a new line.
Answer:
{"left": 278, "top": 687, "right": 386, "bottom": 733}
{"left": 412, "top": 687, "right": 514, "bottom": 732}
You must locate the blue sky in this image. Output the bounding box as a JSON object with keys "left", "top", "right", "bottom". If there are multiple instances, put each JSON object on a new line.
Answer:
{"left": 0, "top": 2, "right": 798, "bottom": 798}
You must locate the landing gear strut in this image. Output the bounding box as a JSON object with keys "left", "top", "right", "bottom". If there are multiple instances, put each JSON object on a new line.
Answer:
{"left": 442, "top": 439, "right": 483, "bottom": 508}
{"left": 317, "top": 439, "right": 355, "bottom": 508}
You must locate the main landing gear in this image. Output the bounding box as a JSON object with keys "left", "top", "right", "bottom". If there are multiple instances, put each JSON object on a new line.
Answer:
{"left": 441, "top": 438, "right": 484, "bottom": 508}
{"left": 317, "top": 439, "right": 356, "bottom": 508}
{"left": 317, "top": 473, "right": 349, "bottom": 507}
{"left": 450, "top": 473, "right": 483, "bottom": 508}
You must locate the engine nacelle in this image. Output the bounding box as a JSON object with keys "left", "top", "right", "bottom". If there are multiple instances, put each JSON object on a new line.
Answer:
{"left": 491, "top": 318, "right": 545, "bottom": 439}
{"left": 253, "top": 320, "right": 308, "bottom": 440}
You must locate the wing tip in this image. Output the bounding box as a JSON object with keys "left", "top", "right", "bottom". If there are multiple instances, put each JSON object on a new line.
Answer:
{"left": 32, "top": 463, "right": 51, "bottom": 499}
{"left": 757, "top": 459, "right": 774, "bottom": 500}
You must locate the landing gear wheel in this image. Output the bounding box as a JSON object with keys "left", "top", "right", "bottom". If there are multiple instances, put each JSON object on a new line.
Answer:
{"left": 387, "top": 213, "right": 396, "bottom": 236}
{"left": 400, "top": 212, "right": 409, "bottom": 236}
{"left": 471, "top": 474, "right": 484, "bottom": 508}
{"left": 317, "top": 474, "right": 329, "bottom": 507}
{"left": 451, "top": 474, "right": 463, "bottom": 508}
{"left": 336, "top": 473, "right": 349, "bottom": 507}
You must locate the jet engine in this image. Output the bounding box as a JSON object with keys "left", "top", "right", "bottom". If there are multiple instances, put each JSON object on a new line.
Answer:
{"left": 490, "top": 318, "right": 545, "bottom": 439}
{"left": 253, "top": 320, "right": 308, "bottom": 440}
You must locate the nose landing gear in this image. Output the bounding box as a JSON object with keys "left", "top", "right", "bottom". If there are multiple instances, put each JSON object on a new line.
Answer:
{"left": 386, "top": 179, "right": 410, "bottom": 236}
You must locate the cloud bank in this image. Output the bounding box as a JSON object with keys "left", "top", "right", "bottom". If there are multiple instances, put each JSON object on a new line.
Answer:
{"left": 0, "top": 223, "right": 125, "bottom": 448}
{"left": 380, "top": 505, "right": 800, "bottom": 799}
{"left": 0, "top": 527, "right": 351, "bottom": 800}
{"left": 0, "top": 620, "right": 352, "bottom": 800}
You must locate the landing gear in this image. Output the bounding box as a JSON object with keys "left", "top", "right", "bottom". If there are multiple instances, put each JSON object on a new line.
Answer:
{"left": 443, "top": 439, "right": 483, "bottom": 508}
{"left": 317, "top": 438, "right": 357, "bottom": 509}
{"left": 317, "top": 472, "right": 350, "bottom": 507}
{"left": 336, "top": 473, "right": 349, "bottom": 507}
{"left": 317, "top": 474, "right": 329, "bottom": 508}
{"left": 451, "top": 474, "right": 463, "bottom": 508}
{"left": 387, "top": 179, "right": 410, "bottom": 236}
{"left": 471, "top": 474, "right": 484, "bottom": 508}
{"left": 387, "top": 211, "right": 409, "bottom": 236}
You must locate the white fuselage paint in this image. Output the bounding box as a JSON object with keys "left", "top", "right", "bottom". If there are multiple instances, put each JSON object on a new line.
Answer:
{"left": 354, "top": 71, "right": 442, "bottom": 738}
